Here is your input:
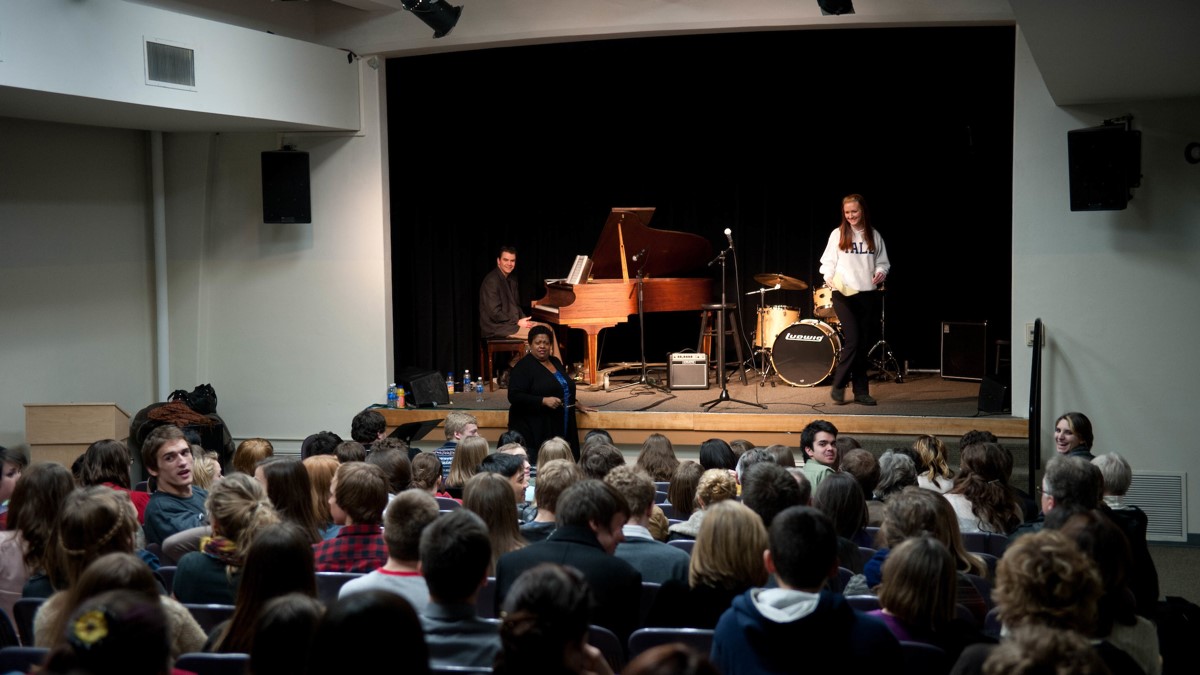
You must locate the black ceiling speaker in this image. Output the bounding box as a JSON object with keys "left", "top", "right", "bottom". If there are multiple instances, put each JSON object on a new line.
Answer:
{"left": 401, "top": 0, "right": 463, "bottom": 38}
{"left": 1068, "top": 119, "right": 1141, "bottom": 212}
{"left": 261, "top": 149, "right": 311, "bottom": 224}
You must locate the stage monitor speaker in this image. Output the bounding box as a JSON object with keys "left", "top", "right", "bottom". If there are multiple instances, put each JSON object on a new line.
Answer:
{"left": 1068, "top": 125, "right": 1141, "bottom": 211}
{"left": 978, "top": 376, "right": 1011, "bottom": 414}
{"left": 668, "top": 352, "right": 709, "bottom": 390}
{"left": 262, "top": 150, "right": 311, "bottom": 224}
{"left": 396, "top": 367, "right": 450, "bottom": 408}
{"left": 941, "top": 321, "right": 987, "bottom": 382}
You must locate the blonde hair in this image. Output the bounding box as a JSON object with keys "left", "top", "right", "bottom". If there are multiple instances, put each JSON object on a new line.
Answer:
{"left": 912, "top": 435, "right": 953, "bottom": 483}
{"left": 695, "top": 469, "right": 738, "bottom": 509}
{"left": 303, "top": 454, "right": 339, "bottom": 526}
{"left": 537, "top": 437, "right": 574, "bottom": 465}
{"left": 994, "top": 530, "right": 1102, "bottom": 633}
{"left": 233, "top": 438, "right": 274, "bottom": 476}
{"left": 448, "top": 435, "right": 489, "bottom": 488}
{"left": 207, "top": 473, "right": 280, "bottom": 564}
{"left": 191, "top": 447, "right": 222, "bottom": 490}
{"left": 689, "top": 501, "right": 768, "bottom": 590}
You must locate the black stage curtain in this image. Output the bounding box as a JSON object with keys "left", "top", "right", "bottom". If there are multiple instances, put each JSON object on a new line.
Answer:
{"left": 387, "top": 26, "right": 1015, "bottom": 381}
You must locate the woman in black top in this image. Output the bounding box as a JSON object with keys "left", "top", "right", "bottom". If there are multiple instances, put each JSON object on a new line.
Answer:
{"left": 506, "top": 326, "right": 594, "bottom": 464}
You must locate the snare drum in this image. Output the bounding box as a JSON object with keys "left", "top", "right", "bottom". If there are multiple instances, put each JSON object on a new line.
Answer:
{"left": 770, "top": 320, "right": 841, "bottom": 387}
{"left": 813, "top": 285, "right": 837, "bottom": 320}
{"left": 755, "top": 305, "right": 800, "bottom": 349}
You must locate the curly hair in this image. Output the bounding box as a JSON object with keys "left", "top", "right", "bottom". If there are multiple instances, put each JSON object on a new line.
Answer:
{"left": 695, "top": 469, "right": 737, "bottom": 509}
{"left": 912, "top": 435, "right": 953, "bottom": 484}
{"left": 983, "top": 625, "right": 1109, "bottom": 675}
{"left": 993, "top": 529, "right": 1102, "bottom": 634}
{"left": 207, "top": 472, "right": 281, "bottom": 565}
{"left": 948, "top": 442, "right": 1023, "bottom": 534}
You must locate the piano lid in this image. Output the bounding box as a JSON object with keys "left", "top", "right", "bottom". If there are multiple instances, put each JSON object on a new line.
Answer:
{"left": 589, "top": 207, "right": 714, "bottom": 280}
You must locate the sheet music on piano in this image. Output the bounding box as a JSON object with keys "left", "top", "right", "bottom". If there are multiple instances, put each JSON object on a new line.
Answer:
{"left": 566, "top": 255, "right": 593, "bottom": 286}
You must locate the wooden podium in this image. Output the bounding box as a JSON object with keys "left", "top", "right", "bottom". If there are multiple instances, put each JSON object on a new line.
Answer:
{"left": 24, "top": 403, "right": 132, "bottom": 466}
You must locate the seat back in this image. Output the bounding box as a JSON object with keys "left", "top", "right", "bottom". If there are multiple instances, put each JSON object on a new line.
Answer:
{"left": 12, "top": 598, "right": 43, "bottom": 647}
{"left": 639, "top": 582, "right": 661, "bottom": 627}
{"left": 666, "top": 539, "right": 694, "bottom": 555}
{"left": 899, "top": 641, "right": 951, "bottom": 675}
{"left": 476, "top": 577, "right": 497, "bottom": 619}
{"left": 627, "top": 627, "right": 715, "bottom": 660}
{"left": 315, "top": 571, "right": 364, "bottom": 606}
{"left": 155, "top": 565, "right": 177, "bottom": 596}
{"left": 587, "top": 624, "right": 626, "bottom": 673}
{"left": 174, "top": 651, "right": 251, "bottom": 675}
{"left": 658, "top": 503, "right": 679, "bottom": 520}
{"left": 0, "top": 610, "right": 19, "bottom": 648}
{"left": 0, "top": 646, "right": 49, "bottom": 673}
{"left": 435, "top": 496, "right": 461, "bottom": 510}
{"left": 181, "top": 604, "right": 235, "bottom": 633}
{"left": 962, "top": 531, "right": 1009, "bottom": 557}
{"left": 845, "top": 594, "right": 881, "bottom": 612}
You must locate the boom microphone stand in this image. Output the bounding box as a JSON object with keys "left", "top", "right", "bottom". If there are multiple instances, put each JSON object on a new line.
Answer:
{"left": 702, "top": 231, "right": 765, "bottom": 412}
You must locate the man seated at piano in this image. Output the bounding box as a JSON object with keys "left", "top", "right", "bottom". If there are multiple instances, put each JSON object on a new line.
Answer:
{"left": 479, "top": 245, "right": 561, "bottom": 366}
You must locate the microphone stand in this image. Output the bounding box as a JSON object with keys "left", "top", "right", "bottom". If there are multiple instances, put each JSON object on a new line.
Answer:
{"left": 702, "top": 241, "right": 765, "bottom": 412}
{"left": 609, "top": 252, "right": 669, "bottom": 393}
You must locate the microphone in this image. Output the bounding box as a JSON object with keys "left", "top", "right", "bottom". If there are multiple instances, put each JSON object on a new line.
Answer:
{"left": 632, "top": 248, "right": 646, "bottom": 262}
{"left": 724, "top": 228, "right": 734, "bottom": 248}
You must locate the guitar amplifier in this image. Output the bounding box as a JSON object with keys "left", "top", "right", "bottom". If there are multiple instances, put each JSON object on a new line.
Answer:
{"left": 669, "top": 352, "right": 709, "bottom": 390}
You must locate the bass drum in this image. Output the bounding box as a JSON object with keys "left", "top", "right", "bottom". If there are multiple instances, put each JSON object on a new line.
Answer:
{"left": 771, "top": 320, "right": 841, "bottom": 387}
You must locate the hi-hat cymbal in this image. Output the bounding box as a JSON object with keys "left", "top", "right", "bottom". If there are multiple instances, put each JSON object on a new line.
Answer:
{"left": 754, "top": 273, "right": 808, "bottom": 291}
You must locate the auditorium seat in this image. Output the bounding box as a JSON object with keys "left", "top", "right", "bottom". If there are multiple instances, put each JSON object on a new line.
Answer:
{"left": 899, "top": 640, "right": 951, "bottom": 675}
{"left": 0, "top": 646, "right": 48, "bottom": 673}
{"left": 175, "top": 651, "right": 250, "bottom": 675}
{"left": 316, "top": 571, "right": 364, "bottom": 606}
{"left": 476, "top": 577, "right": 497, "bottom": 619}
{"left": 667, "top": 539, "right": 694, "bottom": 555}
{"left": 12, "top": 598, "right": 42, "bottom": 647}
{"left": 627, "top": 627, "right": 714, "bottom": 660}
{"left": 181, "top": 604, "right": 235, "bottom": 633}
{"left": 587, "top": 624, "right": 626, "bottom": 672}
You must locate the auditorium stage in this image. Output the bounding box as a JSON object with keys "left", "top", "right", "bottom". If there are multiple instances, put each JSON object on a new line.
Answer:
{"left": 380, "top": 370, "right": 1028, "bottom": 451}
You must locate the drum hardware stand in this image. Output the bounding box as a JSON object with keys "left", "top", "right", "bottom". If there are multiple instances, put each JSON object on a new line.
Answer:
{"left": 702, "top": 234, "right": 765, "bottom": 412}
{"left": 867, "top": 288, "right": 904, "bottom": 383}
{"left": 608, "top": 251, "right": 671, "bottom": 394}
{"left": 745, "top": 285, "right": 782, "bottom": 386}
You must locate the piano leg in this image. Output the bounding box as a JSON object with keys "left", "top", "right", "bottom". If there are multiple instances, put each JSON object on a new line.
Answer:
{"left": 583, "top": 328, "right": 601, "bottom": 386}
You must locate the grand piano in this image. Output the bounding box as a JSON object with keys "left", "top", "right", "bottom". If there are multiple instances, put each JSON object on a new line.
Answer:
{"left": 532, "top": 207, "right": 714, "bottom": 385}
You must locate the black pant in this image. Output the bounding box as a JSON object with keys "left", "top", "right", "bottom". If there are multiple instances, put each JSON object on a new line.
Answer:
{"left": 830, "top": 290, "right": 881, "bottom": 395}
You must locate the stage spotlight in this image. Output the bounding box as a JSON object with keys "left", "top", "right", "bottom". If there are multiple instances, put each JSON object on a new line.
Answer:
{"left": 401, "top": 0, "right": 463, "bottom": 38}
{"left": 817, "top": 0, "right": 855, "bottom": 15}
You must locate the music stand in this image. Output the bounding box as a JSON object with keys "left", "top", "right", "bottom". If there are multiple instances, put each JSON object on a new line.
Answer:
{"left": 609, "top": 255, "right": 670, "bottom": 394}
{"left": 389, "top": 419, "right": 443, "bottom": 460}
{"left": 702, "top": 243, "right": 765, "bottom": 412}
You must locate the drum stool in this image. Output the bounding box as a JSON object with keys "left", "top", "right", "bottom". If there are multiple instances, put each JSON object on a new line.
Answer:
{"left": 697, "top": 303, "right": 748, "bottom": 386}
{"left": 479, "top": 337, "right": 528, "bottom": 391}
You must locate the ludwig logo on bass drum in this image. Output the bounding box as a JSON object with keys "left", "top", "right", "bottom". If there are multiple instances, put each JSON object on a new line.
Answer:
{"left": 785, "top": 333, "right": 824, "bottom": 343}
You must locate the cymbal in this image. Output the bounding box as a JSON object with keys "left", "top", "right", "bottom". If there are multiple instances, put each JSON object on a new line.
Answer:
{"left": 754, "top": 273, "right": 808, "bottom": 291}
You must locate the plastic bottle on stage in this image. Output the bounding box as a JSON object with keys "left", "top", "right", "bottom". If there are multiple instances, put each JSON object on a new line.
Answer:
{"left": 446, "top": 372, "right": 455, "bottom": 397}
{"left": 475, "top": 377, "right": 484, "bottom": 402}
{"left": 395, "top": 385, "right": 406, "bottom": 409}
{"left": 387, "top": 383, "right": 399, "bottom": 409}
{"left": 463, "top": 369, "right": 471, "bottom": 394}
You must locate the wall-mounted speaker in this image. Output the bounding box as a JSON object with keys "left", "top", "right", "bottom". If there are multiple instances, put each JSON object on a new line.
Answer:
{"left": 1068, "top": 124, "right": 1141, "bottom": 211}
{"left": 396, "top": 367, "right": 450, "bottom": 408}
{"left": 262, "top": 150, "right": 311, "bottom": 223}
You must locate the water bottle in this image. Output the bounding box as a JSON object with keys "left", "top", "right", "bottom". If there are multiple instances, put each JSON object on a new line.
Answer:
{"left": 395, "top": 384, "right": 406, "bottom": 409}
{"left": 462, "top": 369, "right": 471, "bottom": 394}
{"left": 386, "top": 382, "right": 398, "bottom": 409}
{"left": 475, "top": 377, "right": 484, "bottom": 402}
{"left": 446, "top": 372, "right": 455, "bottom": 397}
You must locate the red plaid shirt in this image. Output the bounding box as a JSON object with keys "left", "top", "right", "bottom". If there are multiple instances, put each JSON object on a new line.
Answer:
{"left": 312, "top": 523, "right": 388, "bottom": 573}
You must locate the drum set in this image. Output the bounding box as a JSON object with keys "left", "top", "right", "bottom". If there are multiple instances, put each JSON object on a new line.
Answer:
{"left": 746, "top": 272, "right": 902, "bottom": 387}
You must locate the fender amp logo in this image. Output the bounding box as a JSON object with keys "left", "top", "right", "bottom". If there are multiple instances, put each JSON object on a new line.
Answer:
{"left": 785, "top": 333, "right": 824, "bottom": 343}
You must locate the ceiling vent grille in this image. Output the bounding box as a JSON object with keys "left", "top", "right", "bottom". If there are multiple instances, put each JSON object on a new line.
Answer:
{"left": 1126, "top": 471, "right": 1188, "bottom": 542}
{"left": 145, "top": 38, "right": 196, "bottom": 90}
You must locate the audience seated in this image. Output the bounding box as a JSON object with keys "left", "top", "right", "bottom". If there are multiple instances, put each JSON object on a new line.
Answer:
{"left": 173, "top": 473, "right": 280, "bottom": 605}
{"left": 249, "top": 593, "right": 325, "bottom": 675}
{"left": 710, "top": 505, "right": 901, "bottom": 674}
{"left": 734, "top": 449, "right": 776, "bottom": 488}
{"left": 41, "top": 590, "right": 172, "bottom": 675}
{"left": 2, "top": 461, "right": 74, "bottom": 616}
{"left": 579, "top": 443, "right": 626, "bottom": 481}
{"left": 536, "top": 436, "right": 575, "bottom": 466}
{"left": 434, "top": 411, "right": 480, "bottom": 478}
{"left": 409, "top": 451, "right": 455, "bottom": 501}
{"left": 624, "top": 643, "right": 720, "bottom": 675}
{"left": 667, "top": 461, "right": 705, "bottom": 521}
{"left": 299, "top": 431, "right": 343, "bottom": 460}
{"left": 419, "top": 509, "right": 502, "bottom": 669}
{"left": 840, "top": 448, "right": 883, "bottom": 529}
{"left": 366, "top": 438, "right": 413, "bottom": 498}
{"left": 944, "top": 443, "right": 1024, "bottom": 535}
{"left": 698, "top": 439, "right": 737, "bottom": 473}
{"left": 0, "top": 445, "right": 26, "bottom": 530}
{"left": 190, "top": 446, "right": 223, "bottom": 491}
{"left": 302, "top": 454, "right": 341, "bottom": 539}
{"left": 141, "top": 425, "right": 210, "bottom": 547}
{"left": 464, "top": 472, "right": 527, "bottom": 574}
{"left": 254, "top": 457, "right": 324, "bottom": 545}
{"left": 668, "top": 469, "right": 737, "bottom": 540}
{"left": 78, "top": 439, "right": 151, "bottom": 524}
{"left": 445, "top": 435, "right": 489, "bottom": 499}
{"left": 728, "top": 439, "right": 755, "bottom": 459}
{"left": 636, "top": 433, "right": 681, "bottom": 482}
{"left": 309, "top": 588, "right": 430, "bottom": 675}
{"left": 479, "top": 452, "right": 529, "bottom": 508}
{"left": 740, "top": 462, "right": 804, "bottom": 529}
{"left": 494, "top": 563, "right": 612, "bottom": 675}
{"left": 232, "top": 437, "right": 274, "bottom": 476}
{"left": 980, "top": 625, "right": 1110, "bottom": 675}
{"left": 350, "top": 409, "right": 386, "bottom": 450}
{"left": 338, "top": 489, "right": 438, "bottom": 612}
{"left": 812, "top": 472, "right": 870, "bottom": 573}
{"left": 519, "top": 459, "right": 584, "bottom": 543}
{"left": 959, "top": 429, "right": 1039, "bottom": 524}
{"left": 604, "top": 466, "right": 690, "bottom": 585}
{"left": 312, "top": 462, "right": 389, "bottom": 573}
{"left": 28, "top": 486, "right": 143, "bottom": 600}
{"left": 800, "top": 420, "right": 840, "bottom": 490}
{"left": 764, "top": 443, "right": 797, "bottom": 468}
{"left": 874, "top": 449, "right": 918, "bottom": 505}
{"left": 913, "top": 434, "right": 955, "bottom": 493}
{"left": 335, "top": 440, "right": 368, "bottom": 464}
{"left": 1092, "top": 452, "right": 1160, "bottom": 618}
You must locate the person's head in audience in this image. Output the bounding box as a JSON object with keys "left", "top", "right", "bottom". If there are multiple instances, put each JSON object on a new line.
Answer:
{"left": 813, "top": 471, "right": 868, "bottom": 541}
{"left": 480, "top": 452, "right": 529, "bottom": 503}
{"left": 735, "top": 448, "right": 776, "bottom": 484}
{"left": 699, "top": 438, "right": 737, "bottom": 472}
{"left": 234, "top": 437, "right": 274, "bottom": 475}
{"left": 351, "top": 409, "right": 386, "bottom": 446}
{"left": 409, "top": 451, "right": 445, "bottom": 495}
{"left": 384, "top": 490, "right": 440, "bottom": 568}
{"left": 690, "top": 500, "right": 768, "bottom": 591}
{"left": 420, "top": 509, "right": 492, "bottom": 605}
{"left": 0, "top": 445, "right": 27, "bottom": 507}
{"left": 206, "top": 472, "right": 280, "bottom": 563}
{"left": 875, "top": 449, "right": 917, "bottom": 500}
{"left": 43, "top": 590, "right": 169, "bottom": 675}
{"left": 498, "top": 443, "right": 533, "bottom": 487}
{"left": 532, "top": 459, "right": 584, "bottom": 521}
{"left": 330, "top": 461, "right": 389, "bottom": 527}
{"left": 495, "top": 563, "right": 597, "bottom": 675}
{"left": 250, "top": 593, "right": 325, "bottom": 675}
{"left": 7, "top": 461, "right": 75, "bottom": 576}
{"left": 310, "top": 589, "right": 429, "bottom": 675}
{"left": 636, "top": 433, "right": 680, "bottom": 482}
{"left": 623, "top": 643, "right": 722, "bottom": 675}
{"left": 766, "top": 506, "right": 839, "bottom": 591}
{"left": 801, "top": 420, "right": 840, "bottom": 470}
{"left": 959, "top": 429, "right": 998, "bottom": 449}
{"left": 834, "top": 435, "right": 861, "bottom": 458}
{"left": 44, "top": 552, "right": 158, "bottom": 652}
{"left": 1041, "top": 455, "right": 1102, "bottom": 517}
{"left": 538, "top": 437, "right": 574, "bottom": 465}
{"left": 365, "top": 443, "right": 412, "bottom": 494}
{"left": 212, "top": 522, "right": 318, "bottom": 654}
{"left": 448, "top": 435, "right": 489, "bottom": 489}
{"left": 878, "top": 536, "right": 957, "bottom": 633}
{"left": 78, "top": 439, "right": 133, "bottom": 489}
{"left": 786, "top": 468, "right": 813, "bottom": 504}
{"left": 741, "top": 462, "right": 803, "bottom": 528}
{"left": 140, "top": 425, "right": 193, "bottom": 498}
{"left": 464, "top": 472, "right": 526, "bottom": 571}
{"left": 1052, "top": 509, "right": 1137, "bottom": 638}
{"left": 765, "top": 444, "right": 797, "bottom": 468}
{"left": 579, "top": 442, "right": 625, "bottom": 480}
{"left": 498, "top": 429, "right": 527, "bottom": 450}
{"left": 443, "top": 411, "right": 480, "bottom": 443}
{"left": 51, "top": 486, "right": 140, "bottom": 589}
{"left": 302, "top": 454, "right": 340, "bottom": 530}
{"left": 335, "top": 440, "right": 368, "bottom": 464}
{"left": 667, "top": 461, "right": 705, "bottom": 518}
{"left": 882, "top": 487, "right": 986, "bottom": 577}
{"left": 950, "top": 442, "right": 1023, "bottom": 534}
{"left": 912, "top": 434, "right": 953, "bottom": 484}
{"left": 190, "top": 447, "right": 222, "bottom": 490}
{"left": 556, "top": 479, "right": 630, "bottom": 555}
{"left": 1054, "top": 411, "right": 1095, "bottom": 456}
{"left": 994, "top": 529, "right": 1101, "bottom": 634}
{"left": 584, "top": 428, "right": 613, "bottom": 446}
{"left": 1091, "top": 452, "right": 1132, "bottom": 498}
{"left": 841, "top": 448, "right": 881, "bottom": 499}
{"left": 254, "top": 456, "right": 323, "bottom": 543}
{"left": 695, "top": 468, "right": 738, "bottom": 512}
{"left": 982, "top": 625, "right": 1110, "bottom": 675}
{"left": 729, "top": 439, "right": 755, "bottom": 459}
{"left": 603, "top": 465, "right": 656, "bottom": 527}
{"left": 300, "top": 430, "right": 343, "bottom": 460}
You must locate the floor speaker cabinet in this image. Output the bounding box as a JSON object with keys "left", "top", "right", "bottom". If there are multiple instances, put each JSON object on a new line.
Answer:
{"left": 978, "top": 376, "right": 1012, "bottom": 414}
{"left": 669, "top": 352, "right": 709, "bottom": 390}
{"left": 941, "top": 321, "right": 988, "bottom": 382}
{"left": 396, "top": 367, "right": 450, "bottom": 407}
{"left": 262, "top": 150, "right": 311, "bottom": 224}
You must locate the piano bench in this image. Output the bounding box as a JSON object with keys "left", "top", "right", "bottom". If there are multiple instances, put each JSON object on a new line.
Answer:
{"left": 480, "top": 338, "right": 529, "bottom": 391}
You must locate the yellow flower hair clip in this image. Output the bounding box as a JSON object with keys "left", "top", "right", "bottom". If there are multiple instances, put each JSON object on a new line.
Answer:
{"left": 71, "top": 609, "right": 109, "bottom": 649}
